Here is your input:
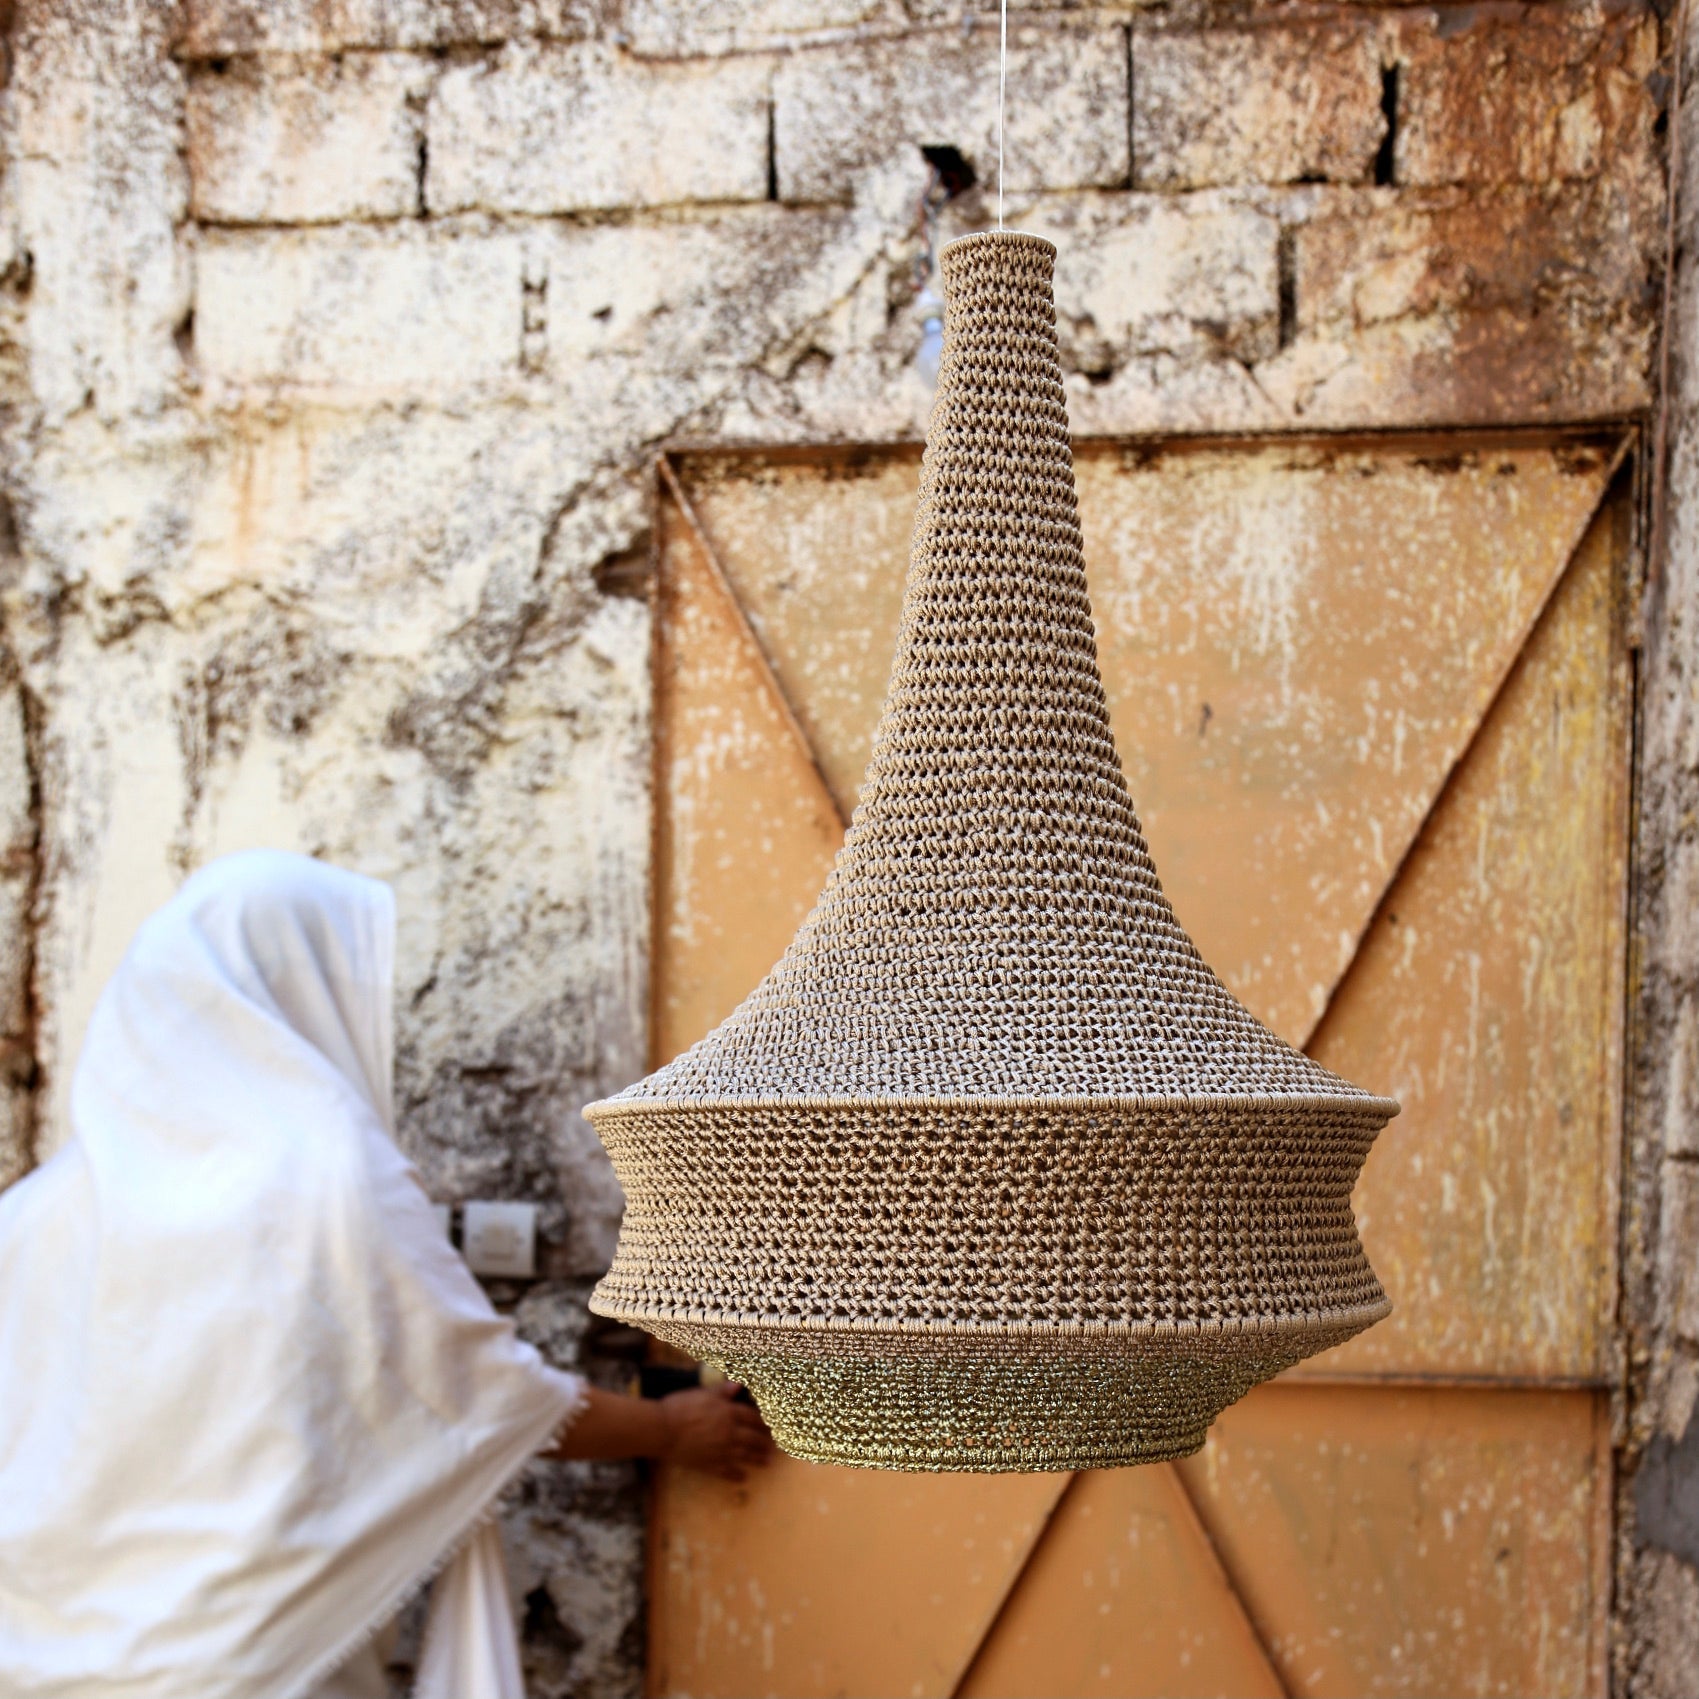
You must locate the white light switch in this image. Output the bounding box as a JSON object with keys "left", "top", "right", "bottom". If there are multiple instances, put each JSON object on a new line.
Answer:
{"left": 462, "top": 1200, "right": 537, "bottom": 1278}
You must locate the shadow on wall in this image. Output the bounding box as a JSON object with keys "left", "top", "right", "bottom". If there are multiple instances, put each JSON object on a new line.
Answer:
{"left": 1637, "top": 1411, "right": 1699, "bottom": 1567}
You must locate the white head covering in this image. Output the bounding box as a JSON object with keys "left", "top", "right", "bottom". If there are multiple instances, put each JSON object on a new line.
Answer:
{"left": 0, "top": 850, "right": 585, "bottom": 1698}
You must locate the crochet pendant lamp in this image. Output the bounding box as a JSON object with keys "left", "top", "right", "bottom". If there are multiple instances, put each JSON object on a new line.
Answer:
{"left": 587, "top": 231, "right": 1397, "bottom": 1472}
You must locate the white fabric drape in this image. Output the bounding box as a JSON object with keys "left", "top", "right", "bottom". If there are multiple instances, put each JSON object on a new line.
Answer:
{"left": 0, "top": 850, "right": 585, "bottom": 1697}
{"left": 413, "top": 1522, "right": 528, "bottom": 1699}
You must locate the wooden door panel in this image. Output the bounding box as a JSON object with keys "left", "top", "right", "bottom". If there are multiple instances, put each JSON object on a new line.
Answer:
{"left": 1175, "top": 1383, "right": 1609, "bottom": 1699}
{"left": 1305, "top": 496, "right": 1629, "bottom": 1379}
{"left": 645, "top": 433, "right": 1630, "bottom": 1699}
{"left": 1078, "top": 440, "right": 1620, "bottom": 1045}
{"left": 677, "top": 442, "right": 1619, "bottom": 1046}
{"left": 650, "top": 1463, "right": 1068, "bottom": 1699}
{"left": 683, "top": 450, "right": 921, "bottom": 821}
{"left": 650, "top": 480, "right": 844, "bottom": 1067}
{"left": 957, "top": 1466, "right": 1285, "bottom": 1699}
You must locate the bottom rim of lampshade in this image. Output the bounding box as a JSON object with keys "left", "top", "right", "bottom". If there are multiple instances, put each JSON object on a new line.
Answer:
{"left": 685, "top": 1312, "right": 1380, "bottom": 1473}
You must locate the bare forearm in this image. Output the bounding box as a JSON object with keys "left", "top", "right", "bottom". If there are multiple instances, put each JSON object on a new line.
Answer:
{"left": 541, "top": 1382, "right": 773, "bottom": 1479}
{"left": 545, "top": 1385, "right": 671, "bottom": 1461}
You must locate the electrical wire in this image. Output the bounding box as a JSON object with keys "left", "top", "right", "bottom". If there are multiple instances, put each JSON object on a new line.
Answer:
{"left": 998, "top": 0, "right": 1007, "bottom": 229}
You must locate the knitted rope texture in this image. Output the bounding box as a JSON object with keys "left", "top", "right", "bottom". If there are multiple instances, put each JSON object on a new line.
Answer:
{"left": 588, "top": 231, "right": 1397, "bottom": 1471}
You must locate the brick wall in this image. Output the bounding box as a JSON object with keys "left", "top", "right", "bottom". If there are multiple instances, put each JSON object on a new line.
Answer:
{"left": 0, "top": 0, "right": 1683, "bottom": 1693}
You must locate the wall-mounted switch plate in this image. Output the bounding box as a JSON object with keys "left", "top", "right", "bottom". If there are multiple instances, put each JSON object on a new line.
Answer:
{"left": 462, "top": 1200, "right": 537, "bottom": 1278}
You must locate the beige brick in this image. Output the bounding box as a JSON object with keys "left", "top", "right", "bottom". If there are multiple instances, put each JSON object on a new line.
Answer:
{"left": 908, "top": 0, "right": 1148, "bottom": 9}
{"left": 196, "top": 224, "right": 525, "bottom": 391}
{"left": 1667, "top": 999, "right": 1699, "bottom": 1159}
{"left": 10, "top": 16, "right": 191, "bottom": 425}
{"left": 621, "top": 0, "right": 902, "bottom": 57}
{"left": 1033, "top": 192, "right": 1279, "bottom": 367}
{"left": 1134, "top": 20, "right": 1384, "bottom": 190}
{"left": 1295, "top": 183, "right": 1654, "bottom": 338}
{"left": 188, "top": 55, "right": 432, "bottom": 225}
{"left": 774, "top": 24, "right": 1127, "bottom": 204}
{"left": 194, "top": 207, "right": 861, "bottom": 397}
{"left": 1394, "top": 8, "right": 1660, "bottom": 187}
{"left": 1257, "top": 177, "right": 1660, "bottom": 427}
{"left": 178, "top": 0, "right": 602, "bottom": 55}
{"left": 428, "top": 42, "right": 770, "bottom": 216}
{"left": 537, "top": 208, "right": 859, "bottom": 377}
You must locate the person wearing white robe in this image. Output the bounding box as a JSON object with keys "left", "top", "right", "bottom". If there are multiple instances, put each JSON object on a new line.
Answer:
{"left": 0, "top": 849, "right": 767, "bottom": 1698}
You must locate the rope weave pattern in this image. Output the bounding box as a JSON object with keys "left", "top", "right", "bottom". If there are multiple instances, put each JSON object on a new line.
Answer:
{"left": 588, "top": 232, "right": 1396, "bottom": 1470}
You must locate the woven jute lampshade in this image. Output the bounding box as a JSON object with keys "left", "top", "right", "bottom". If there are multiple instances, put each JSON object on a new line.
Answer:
{"left": 588, "top": 230, "right": 1397, "bottom": 1472}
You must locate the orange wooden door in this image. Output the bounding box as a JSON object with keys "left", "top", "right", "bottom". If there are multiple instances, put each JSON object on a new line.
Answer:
{"left": 643, "top": 432, "right": 1632, "bottom": 1699}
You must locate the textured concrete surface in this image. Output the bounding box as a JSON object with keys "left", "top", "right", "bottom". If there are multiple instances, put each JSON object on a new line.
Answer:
{"left": 1131, "top": 19, "right": 1385, "bottom": 191}
{"left": 1624, "top": 4, "right": 1699, "bottom": 1689}
{"left": 773, "top": 25, "right": 1129, "bottom": 204}
{"left": 0, "top": 0, "right": 1684, "bottom": 1692}
{"left": 429, "top": 44, "right": 773, "bottom": 215}
{"left": 187, "top": 54, "right": 433, "bottom": 224}
{"left": 1627, "top": 1548, "right": 1699, "bottom": 1697}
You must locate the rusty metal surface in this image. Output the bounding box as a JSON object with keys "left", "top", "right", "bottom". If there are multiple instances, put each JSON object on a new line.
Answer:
{"left": 645, "top": 436, "right": 1629, "bottom": 1699}
{"left": 1306, "top": 497, "right": 1631, "bottom": 1380}
{"left": 957, "top": 1465, "right": 1287, "bottom": 1699}
{"left": 1176, "top": 1383, "right": 1610, "bottom": 1699}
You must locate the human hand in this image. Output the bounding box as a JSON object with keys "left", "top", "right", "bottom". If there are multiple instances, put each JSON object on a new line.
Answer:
{"left": 657, "top": 1381, "right": 773, "bottom": 1481}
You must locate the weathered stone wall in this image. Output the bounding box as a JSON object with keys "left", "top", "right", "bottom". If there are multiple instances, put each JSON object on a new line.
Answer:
{"left": 1623, "top": 2, "right": 1699, "bottom": 1692}
{"left": 0, "top": 0, "right": 1681, "bottom": 1693}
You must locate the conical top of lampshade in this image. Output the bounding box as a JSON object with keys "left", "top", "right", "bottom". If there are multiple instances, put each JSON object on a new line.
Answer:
{"left": 588, "top": 231, "right": 1396, "bottom": 1472}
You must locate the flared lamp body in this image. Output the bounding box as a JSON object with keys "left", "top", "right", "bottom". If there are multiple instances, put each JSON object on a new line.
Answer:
{"left": 587, "top": 231, "right": 1397, "bottom": 1472}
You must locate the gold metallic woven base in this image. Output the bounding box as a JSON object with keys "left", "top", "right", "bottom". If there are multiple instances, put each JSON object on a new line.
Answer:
{"left": 719, "top": 1349, "right": 1254, "bottom": 1470}
{"left": 618, "top": 1308, "right": 1389, "bottom": 1471}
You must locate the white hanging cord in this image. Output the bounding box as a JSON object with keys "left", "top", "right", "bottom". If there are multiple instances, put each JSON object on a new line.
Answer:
{"left": 997, "top": 0, "right": 1007, "bottom": 229}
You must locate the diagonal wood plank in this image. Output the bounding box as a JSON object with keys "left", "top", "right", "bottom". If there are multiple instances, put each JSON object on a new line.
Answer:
{"left": 657, "top": 457, "right": 847, "bottom": 836}
{"left": 1174, "top": 1383, "right": 1605, "bottom": 1699}
{"left": 1284, "top": 440, "right": 1632, "bottom": 1055}
{"left": 1081, "top": 435, "right": 1627, "bottom": 1046}
{"left": 955, "top": 1465, "right": 1288, "bottom": 1699}
{"left": 648, "top": 470, "right": 844, "bottom": 1066}
{"left": 670, "top": 447, "right": 922, "bottom": 819}
{"left": 1299, "top": 486, "right": 1632, "bottom": 1380}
